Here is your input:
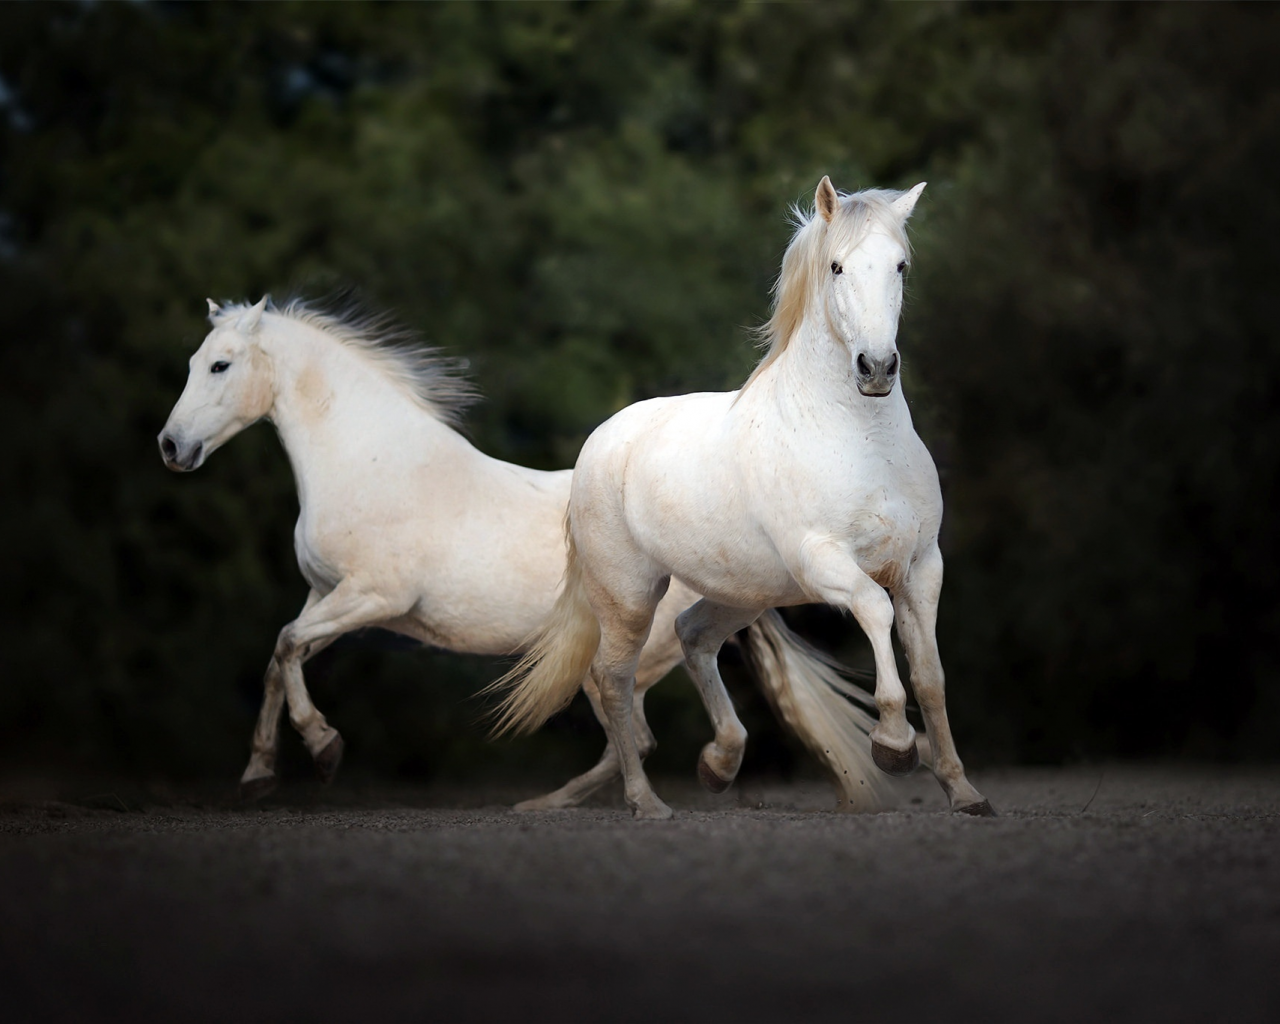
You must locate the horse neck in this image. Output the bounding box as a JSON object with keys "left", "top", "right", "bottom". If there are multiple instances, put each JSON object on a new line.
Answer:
{"left": 761, "top": 317, "right": 913, "bottom": 438}
{"left": 260, "top": 320, "right": 467, "bottom": 497}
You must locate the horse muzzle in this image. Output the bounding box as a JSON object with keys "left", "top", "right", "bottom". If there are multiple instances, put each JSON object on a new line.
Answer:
{"left": 158, "top": 431, "right": 204, "bottom": 472}
{"left": 854, "top": 351, "right": 899, "bottom": 398}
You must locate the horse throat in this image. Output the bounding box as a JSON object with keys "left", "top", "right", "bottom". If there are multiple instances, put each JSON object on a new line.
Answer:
{"left": 769, "top": 320, "right": 909, "bottom": 432}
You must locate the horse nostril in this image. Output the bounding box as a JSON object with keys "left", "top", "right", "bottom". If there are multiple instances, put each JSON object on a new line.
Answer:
{"left": 856, "top": 353, "right": 872, "bottom": 377}
{"left": 160, "top": 435, "right": 177, "bottom": 461}
{"left": 887, "top": 353, "right": 899, "bottom": 376}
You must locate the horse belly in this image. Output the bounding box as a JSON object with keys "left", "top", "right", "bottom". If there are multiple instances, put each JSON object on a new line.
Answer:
{"left": 630, "top": 491, "right": 802, "bottom": 607}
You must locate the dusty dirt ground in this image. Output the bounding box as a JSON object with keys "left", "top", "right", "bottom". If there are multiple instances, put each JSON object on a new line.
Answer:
{"left": 2, "top": 765, "right": 1278, "bottom": 1023}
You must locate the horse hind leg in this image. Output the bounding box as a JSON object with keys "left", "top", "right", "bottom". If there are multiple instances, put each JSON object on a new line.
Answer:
{"left": 513, "top": 662, "right": 663, "bottom": 812}
{"left": 586, "top": 568, "right": 674, "bottom": 820}
{"left": 675, "top": 599, "right": 760, "bottom": 794}
{"left": 514, "top": 671, "right": 620, "bottom": 811}
{"left": 632, "top": 686, "right": 658, "bottom": 760}
{"left": 629, "top": 593, "right": 687, "bottom": 762}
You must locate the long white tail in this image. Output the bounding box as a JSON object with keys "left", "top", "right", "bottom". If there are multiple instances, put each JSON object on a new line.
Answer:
{"left": 742, "top": 610, "right": 894, "bottom": 812}
{"left": 488, "top": 534, "right": 601, "bottom": 737}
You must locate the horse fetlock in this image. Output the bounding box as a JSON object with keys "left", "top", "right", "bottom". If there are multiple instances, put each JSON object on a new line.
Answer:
{"left": 289, "top": 711, "right": 333, "bottom": 749}
{"left": 622, "top": 773, "right": 672, "bottom": 820}
{"left": 244, "top": 742, "right": 277, "bottom": 772}
{"left": 869, "top": 718, "right": 915, "bottom": 752}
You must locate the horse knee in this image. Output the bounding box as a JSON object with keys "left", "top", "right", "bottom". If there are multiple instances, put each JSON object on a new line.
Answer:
{"left": 274, "top": 626, "right": 299, "bottom": 665}
{"left": 851, "top": 587, "right": 895, "bottom": 638}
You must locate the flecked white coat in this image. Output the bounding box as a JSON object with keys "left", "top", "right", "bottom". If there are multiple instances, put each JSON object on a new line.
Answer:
{"left": 497, "top": 179, "right": 992, "bottom": 819}
{"left": 158, "top": 297, "right": 894, "bottom": 810}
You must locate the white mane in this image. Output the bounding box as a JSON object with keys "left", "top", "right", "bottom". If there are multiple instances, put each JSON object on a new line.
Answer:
{"left": 212, "top": 297, "right": 478, "bottom": 426}
{"left": 741, "top": 187, "right": 913, "bottom": 394}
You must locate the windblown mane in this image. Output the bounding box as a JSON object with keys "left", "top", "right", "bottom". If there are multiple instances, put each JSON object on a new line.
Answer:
{"left": 213, "top": 296, "right": 478, "bottom": 426}
{"left": 740, "top": 187, "right": 914, "bottom": 395}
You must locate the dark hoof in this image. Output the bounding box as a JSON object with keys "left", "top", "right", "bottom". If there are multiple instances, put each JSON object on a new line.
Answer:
{"left": 955, "top": 799, "right": 997, "bottom": 817}
{"left": 697, "top": 751, "right": 734, "bottom": 794}
{"left": 313, "top": 733, "right": 344, "bottom": 785}
{"left": 239, "top": 775, "right": 278, "bottom": 802}
{"left": 872, "top": 740, "right": 920, "bottom": 777}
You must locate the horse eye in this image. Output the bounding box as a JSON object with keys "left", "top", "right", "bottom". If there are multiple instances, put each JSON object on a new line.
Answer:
{"left": 831, "top": 261, "right": 843, "bottom": 276}
{"left": 210, "top": 361, "right": 230, "bottom": 374}
{"left": 897, "top": 260, "right": 908, "bottom": 274}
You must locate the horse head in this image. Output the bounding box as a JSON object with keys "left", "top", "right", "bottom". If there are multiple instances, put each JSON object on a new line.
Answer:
{"left": 158, "top": 296, "right": 275, "bottom": 471}
{"left": 815, "top": 177, "right": 924, "bottom": 398}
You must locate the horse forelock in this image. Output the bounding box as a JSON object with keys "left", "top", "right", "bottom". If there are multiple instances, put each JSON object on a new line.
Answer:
{"left": 211, "top": 297, "right": 478, "bottom": 425}
{"left": 739, "top": 188, "right": 912, "bottom": 395}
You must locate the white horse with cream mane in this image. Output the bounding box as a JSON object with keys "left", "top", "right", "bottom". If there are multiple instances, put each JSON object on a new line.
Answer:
{"left": 495, "top": 177, "right": 994, "bottom": 820}
{"left": 158, "top": 295, "right": 895, "bottom": 810}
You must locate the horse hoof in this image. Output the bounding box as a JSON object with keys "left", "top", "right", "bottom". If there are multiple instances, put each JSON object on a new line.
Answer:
{"left": 632, "top": 800, "right": 674, "bottom": 821}
{"left": 313, "top": 733, "right": 344, "bottom": 784}
{"left": 697, "top": 750, "right": 734, "bottom": 794}
{"left": 872, "top": 740, "right": 920, "bottom": 777}
{"left": 955, "top": 799, "right": 998, "bottom": 817}
{"left": 239, "top": 774, "right": 277, "bottom": 802}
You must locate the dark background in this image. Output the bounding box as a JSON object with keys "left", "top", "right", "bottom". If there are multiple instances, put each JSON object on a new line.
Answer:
{"left": 2, "top": 1, "right": 1277, "bottom": 792}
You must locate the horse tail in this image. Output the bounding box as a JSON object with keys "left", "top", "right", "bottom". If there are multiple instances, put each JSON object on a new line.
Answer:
{"left": 741, "top": 610, "right": 896, "bottom": 813}
{"left": 487, "top": 532, "right": 602, "bottom": 737}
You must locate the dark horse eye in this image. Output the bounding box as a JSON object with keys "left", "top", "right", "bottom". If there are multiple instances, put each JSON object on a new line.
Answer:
{"left": 831, "top": 261, "right": 843, "bottom": 275}
{"left": 210, "top": 361, "right": 230, "bottom": 374}
{"left": 897, "top": 260, "right": 908, "bottom": 274}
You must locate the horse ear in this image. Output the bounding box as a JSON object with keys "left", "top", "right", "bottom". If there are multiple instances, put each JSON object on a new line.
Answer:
{"left": 206, "top": 298, "right": 220, "bottom": 317}
{"left": 892, "top": 182, "right": 926, "bottom": 220}
{"left": 815, "top": 176, "right": 840, "bottom": 223}
{"left": 237, "top": 295, "right": 269, "bottom": 333}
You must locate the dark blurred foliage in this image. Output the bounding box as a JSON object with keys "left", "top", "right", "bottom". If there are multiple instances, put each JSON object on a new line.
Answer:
{"left": 1, "top": 1, "right": 1277, "bottom": 787}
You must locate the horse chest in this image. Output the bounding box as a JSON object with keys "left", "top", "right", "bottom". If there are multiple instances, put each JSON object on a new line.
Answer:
{"left": 839, "top": 486, "right": 922, "bottom": 587}
{"left": 293, "top": 524, "right": 341, "bottom": 593}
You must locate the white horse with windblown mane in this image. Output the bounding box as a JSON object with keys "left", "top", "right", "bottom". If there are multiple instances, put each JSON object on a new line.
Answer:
{"left": 158, "top": 296, "right": 894, "bottom": 810}
{"left": 494, "top": 177, "right": 994, "bottom": 820}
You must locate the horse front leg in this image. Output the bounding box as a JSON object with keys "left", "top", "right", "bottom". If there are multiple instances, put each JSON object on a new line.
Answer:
{"left": 800, "top": 538, "right": 918, "bottom": 776}
{"left": 240, "top": 589, "right": 325, "bottom": 799}
{"left": 895, "top": 545, "right": 994, "bottom": 815}
{"left": 249, "top": 580, "right": 400, "bottom": 794}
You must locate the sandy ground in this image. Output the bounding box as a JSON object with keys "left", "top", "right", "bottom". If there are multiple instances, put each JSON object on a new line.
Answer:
{"left": 2, "top": 765, "right": 1278, "bottom": 1023}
